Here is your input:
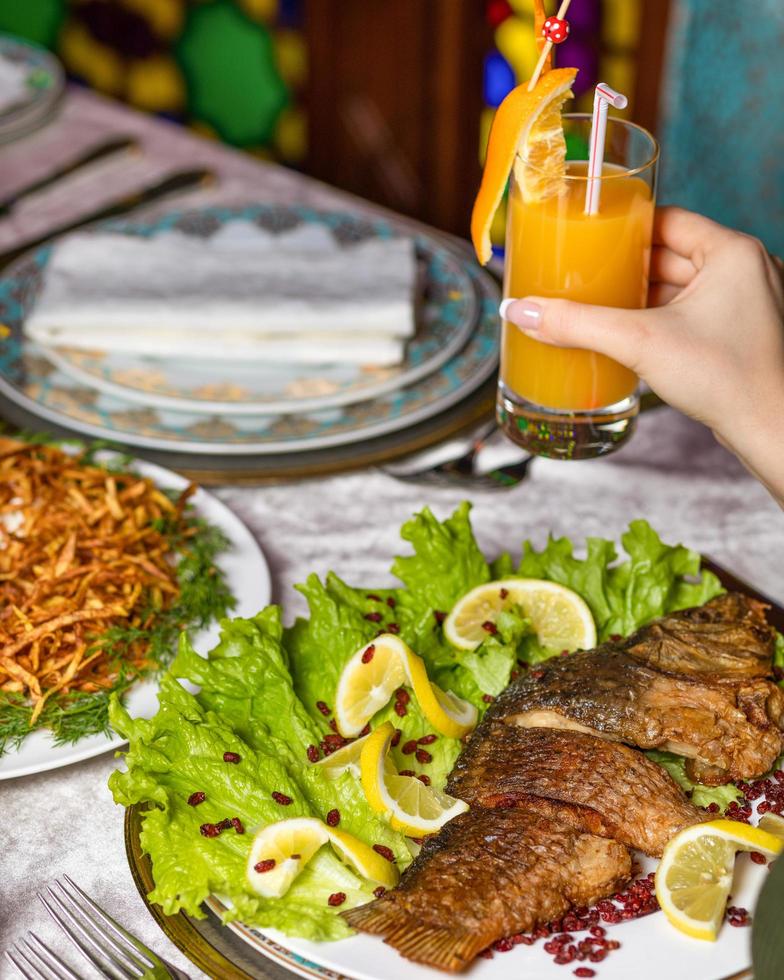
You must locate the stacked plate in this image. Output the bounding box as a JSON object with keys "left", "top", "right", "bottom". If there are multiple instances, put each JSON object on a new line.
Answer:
{"left": 0, "top": 34, "right": 64, "bottom": 144}
{"left": 0, "top": 205, "right": 501, "bottom": 475}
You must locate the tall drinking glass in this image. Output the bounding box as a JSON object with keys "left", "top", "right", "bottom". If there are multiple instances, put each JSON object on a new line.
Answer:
{"left": 497, "top": 114, "right": 659, "bottom": 459}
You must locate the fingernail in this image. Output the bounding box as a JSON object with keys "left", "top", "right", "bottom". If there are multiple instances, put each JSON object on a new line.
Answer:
{"left": 500, "top": 298, "right": 542, "bottom": 333}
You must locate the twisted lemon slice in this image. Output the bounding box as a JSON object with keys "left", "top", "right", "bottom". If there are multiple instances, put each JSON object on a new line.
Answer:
{"left": 655, "top": 819, "right": 783, "bottom": 941}
{"left": 312, "top": 732, "right": 371, "bottom": 779}
{"left": 246, "top": 817, "right": 399, "bottom": 899}
{"left": 360, "top": 722, "right": 468, "bottom": 837}
{"left": 333, "top": 634, "right": 477, "bottom": 740}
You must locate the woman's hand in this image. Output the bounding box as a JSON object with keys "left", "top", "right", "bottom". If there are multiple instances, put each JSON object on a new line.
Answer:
{"left": 501, "top": 207, "right": 784, "bottom": 504}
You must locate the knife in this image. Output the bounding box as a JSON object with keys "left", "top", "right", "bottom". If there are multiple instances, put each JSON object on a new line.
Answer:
{"left": 0, "top": 135, "right": 140, "bottom": 217}
{"left": 0, "top": 167, "right": 215, "bottom": 270}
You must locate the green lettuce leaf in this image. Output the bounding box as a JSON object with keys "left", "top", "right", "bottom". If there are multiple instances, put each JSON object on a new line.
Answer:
{"left": 517, "top": 518, "right": 724, "bottom": 640}
{"left": 645, "top": 750, "right": 743, "bottom": 811}
{"left": 109, "top": 676, "right": 372, "bottom": 939}
{"left": 171, "top": 608, "right": 408, "bottom": 862}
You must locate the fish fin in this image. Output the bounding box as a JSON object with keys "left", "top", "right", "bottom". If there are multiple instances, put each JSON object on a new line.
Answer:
{"left": 343, "top": 901, "right": 481, "bottom": 971}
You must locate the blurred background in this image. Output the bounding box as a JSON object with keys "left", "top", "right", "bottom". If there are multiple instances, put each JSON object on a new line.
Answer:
{"left": 0, "top": 0, "right": 781, "bottom": 253}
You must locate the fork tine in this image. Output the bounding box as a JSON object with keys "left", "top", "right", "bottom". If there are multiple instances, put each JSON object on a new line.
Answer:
{"left": 61, "top": 875, "right": 157, "bottom": 971}
{"left": 38, "top": 887, "right": 137, "bottom": 980}
{"left": 5, "top": 945, "right": 50, "bottom": 980}
{"left": 23, "top": 934, "right": 82, "bottom": 980}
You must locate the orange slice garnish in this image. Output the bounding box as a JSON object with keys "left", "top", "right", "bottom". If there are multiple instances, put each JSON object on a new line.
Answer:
{"left": 470, "top": 67, "right": 576, "bottom": 266}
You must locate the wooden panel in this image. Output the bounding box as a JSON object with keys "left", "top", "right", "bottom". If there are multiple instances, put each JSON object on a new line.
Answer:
{"left": 304, "top": 0, "right": 490, "bottom": 235}
{"left": 633, "top": 0, "right": 672, "bottom": 136}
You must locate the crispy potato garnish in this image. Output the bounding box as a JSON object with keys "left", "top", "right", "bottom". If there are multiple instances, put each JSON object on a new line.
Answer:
{"left": 0, "top": 437, "right": 195, "bottom": 724}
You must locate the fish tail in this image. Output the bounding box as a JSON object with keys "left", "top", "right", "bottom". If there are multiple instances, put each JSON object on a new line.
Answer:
{"left": 343, "top": 900, "right": 480, "bottom": 972}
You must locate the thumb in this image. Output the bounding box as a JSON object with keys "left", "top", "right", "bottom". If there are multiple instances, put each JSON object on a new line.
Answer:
{"left": 500, "top": 296, "right": 658, "bottom": 373}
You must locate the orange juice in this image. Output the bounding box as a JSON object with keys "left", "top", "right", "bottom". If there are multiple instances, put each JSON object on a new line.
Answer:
{"left": 501, "top": 161, "right": 654, "bottom": 411}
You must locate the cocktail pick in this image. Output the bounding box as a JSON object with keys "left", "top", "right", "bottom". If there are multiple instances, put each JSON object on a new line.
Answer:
{"left": 528, "top": 0, "right": 573, "bottom": 91}
{"left": 584, "top": 82, "right": 628, "bottom": 215}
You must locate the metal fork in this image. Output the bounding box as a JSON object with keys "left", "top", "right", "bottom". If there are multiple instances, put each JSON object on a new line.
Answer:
{"left": 382, "top": 418, "right": 534, "bottom": 491}
{"left": 6, "top": 932, "right": 81, "bottom": 980}
{"left": 28, "top": 875, "right": 187, "bottom": 980}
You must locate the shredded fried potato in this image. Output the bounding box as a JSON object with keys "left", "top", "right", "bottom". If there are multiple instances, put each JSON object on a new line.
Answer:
{"left": 0, "top": 437, "right": 196, "bottom": 724}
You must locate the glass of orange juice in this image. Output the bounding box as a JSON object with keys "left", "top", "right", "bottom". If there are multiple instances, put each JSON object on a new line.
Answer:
{"left": 497, "top": 114, "right": 658, "bottom": 459}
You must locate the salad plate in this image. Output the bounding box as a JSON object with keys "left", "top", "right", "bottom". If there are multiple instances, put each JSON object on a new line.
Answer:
{"left": 0, "top": 206, "right": 500, "bottom": 454}
{"left": 118, "top": 504, "right": 781, "bottom": 980}
{"left": 0, "top": 451, "right": 270, "bottom": 781}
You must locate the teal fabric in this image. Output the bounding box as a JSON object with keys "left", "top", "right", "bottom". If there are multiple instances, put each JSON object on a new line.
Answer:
{"left": 659, "top": 0, "right": 784, "bottom": 255}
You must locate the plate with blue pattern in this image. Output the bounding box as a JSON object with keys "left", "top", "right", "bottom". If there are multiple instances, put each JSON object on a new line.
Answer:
{"left": 0, "top": 205, "right": 500, "bottom": 456}
{"left": 32, "top": 208, "right": 479, "bottom": 416}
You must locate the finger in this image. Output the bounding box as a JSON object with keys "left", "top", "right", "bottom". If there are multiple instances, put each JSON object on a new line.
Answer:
{"left": 648, "top": 282, "right": 681, "bottom": 307}
{"left": 500, "top": 296, "right": 658, "bottom": 371}
{"left": 650, "top": 245, "right": 695, "bottom": 287}
{"left": 653, "top": 206, "right": 734, "bottom": 262}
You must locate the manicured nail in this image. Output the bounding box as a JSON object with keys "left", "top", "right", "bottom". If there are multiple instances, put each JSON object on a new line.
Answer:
{"left": 500, "top": 298, "right": 542, "bottom": 334}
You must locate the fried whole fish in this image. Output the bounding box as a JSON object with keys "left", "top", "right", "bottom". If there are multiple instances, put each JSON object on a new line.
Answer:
{"left": 343, "top": 804, "right": 631, "bottom": 973}
{"left": 446, "top": 724, "right": 702, "bottom": 855}
{"left": 346, "top": 592, "right": 781, "bottom": 970}
{"left": 493, "top": 647, "right": 784, "bottom": 785}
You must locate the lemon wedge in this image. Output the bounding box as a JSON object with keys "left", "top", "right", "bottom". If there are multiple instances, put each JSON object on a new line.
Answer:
{"left": 312, "top": 732, "right": 371, "bottom": 779}
{"left": 246, "top": 816, "right": 399, "bottom": 898}
{"left": 360, "top": 722, "right": 468, "bottom": 837}
{"left": 655, "top": 819, "right": 783, "bottom": 941}
{"left": 443, "top": 578, "right": 596, "bottom": 653}
{"left": 333, "top": 633, "right": 477, "bottom": 739}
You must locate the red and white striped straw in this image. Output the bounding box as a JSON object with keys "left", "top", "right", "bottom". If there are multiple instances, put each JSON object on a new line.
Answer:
{"left": 584, "top": 82, "right": 628, "bottom": 215}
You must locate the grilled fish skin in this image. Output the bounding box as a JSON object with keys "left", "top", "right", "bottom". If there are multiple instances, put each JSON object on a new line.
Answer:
{"left": 619, "top": 593, "right": 775, "bottom": 680}
{"left": 342, "top": 805, "right": 631, "bottom": 973}
{"left": 494, "top": 647, "right": 784, "bottom": 785}
{"left": 446, "top": 723, "right": 702, "bottom": 855}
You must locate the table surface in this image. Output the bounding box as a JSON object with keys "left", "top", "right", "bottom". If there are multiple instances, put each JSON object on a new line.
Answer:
{"left": 2, "top": 87, "right": 782, "bottom": 980}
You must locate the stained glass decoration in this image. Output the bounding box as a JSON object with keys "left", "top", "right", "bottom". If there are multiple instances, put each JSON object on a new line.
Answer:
{"left": 0, "top": 0, "right": 308, "bottom": 164}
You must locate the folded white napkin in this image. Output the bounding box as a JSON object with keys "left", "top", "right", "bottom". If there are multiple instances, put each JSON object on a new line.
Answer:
{"left": 25, "top": 223, "right": 418, "bottom": 365}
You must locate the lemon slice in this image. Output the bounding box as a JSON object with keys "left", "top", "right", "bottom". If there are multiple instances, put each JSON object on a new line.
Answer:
{"left": 328, "top": 826, "right": 400, "bottom": 887}
{"left": 360, "top": 722, "right": 468, "bottom": 837}
{"left": 334, "top": 634, "right": 477, "bottom": 739}
{"left": 246, "top": 816, "right": 399, "bottom": 898}
{"left": 312, "top": 732, "right": 371, "bottom": 779}
{"left": 759, "top": 812, "right": 784, "bottom": 840}
{"left": 655, "top": 819, "right": 783, "bottom": 941}
{"left": 443, "top": 578, "right": 596, "bottom": 653}
{"left": 247, "top": 817, "right": 330, "bottom": 898}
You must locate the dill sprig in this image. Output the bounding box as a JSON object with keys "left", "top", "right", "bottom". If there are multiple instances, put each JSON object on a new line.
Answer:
{"left": 0, "top": 491, "right": 235, "bottom": 756}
